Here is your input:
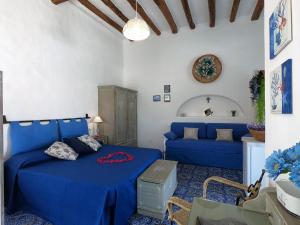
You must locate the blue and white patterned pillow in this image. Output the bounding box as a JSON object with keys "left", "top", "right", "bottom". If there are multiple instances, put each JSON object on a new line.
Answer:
{"left": 78, "top": 135, "right": 101, "bottom": 151}
{"left": 45, "top": 141, "right": 78, "bottom": 160}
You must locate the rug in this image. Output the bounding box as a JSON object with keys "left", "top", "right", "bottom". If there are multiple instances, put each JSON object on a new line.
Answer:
{"left": 5, "top": 164, "right": 243, "bottom": 225}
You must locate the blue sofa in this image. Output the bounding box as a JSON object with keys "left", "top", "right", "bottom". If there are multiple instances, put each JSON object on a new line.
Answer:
{"left": 164, "top": 123, "right": 248, "bottom": 170}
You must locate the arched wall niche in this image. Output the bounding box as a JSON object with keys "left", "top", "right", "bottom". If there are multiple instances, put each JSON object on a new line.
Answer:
{"left": 176, "top": 95, "right": 245, "bottom": 119}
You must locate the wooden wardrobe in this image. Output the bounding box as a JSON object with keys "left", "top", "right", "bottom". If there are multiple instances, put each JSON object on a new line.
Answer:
{"left": 98, "top": 85, "right": 137, "bottom": 147}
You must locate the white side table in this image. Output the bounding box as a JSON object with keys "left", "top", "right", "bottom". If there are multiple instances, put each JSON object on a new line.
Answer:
{"left": 242, "top": 136, "right": 266, "bottom": 187}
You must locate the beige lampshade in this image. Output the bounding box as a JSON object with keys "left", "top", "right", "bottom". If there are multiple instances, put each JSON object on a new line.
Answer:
{"left": 92, "top": 116, "right": 103, "bottom": 123}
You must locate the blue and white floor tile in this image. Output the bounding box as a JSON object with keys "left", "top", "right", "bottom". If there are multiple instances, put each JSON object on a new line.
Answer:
{"left": 5, "top": 164, "right": 243, "bottom": 225}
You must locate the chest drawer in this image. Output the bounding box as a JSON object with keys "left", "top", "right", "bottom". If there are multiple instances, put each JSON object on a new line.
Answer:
{"left": 266, "top": 192, "right": 300, "bottom": 225}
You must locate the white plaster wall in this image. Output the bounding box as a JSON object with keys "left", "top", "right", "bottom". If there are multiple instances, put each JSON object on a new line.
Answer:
{"left": 0, "top": 0, "right": 124, "bottom": 157}
{"left": 123, "top": 16, "right": 264, "bottom": 150}
{"left": 264, "top": 0, "right": 300, "bottom": 156}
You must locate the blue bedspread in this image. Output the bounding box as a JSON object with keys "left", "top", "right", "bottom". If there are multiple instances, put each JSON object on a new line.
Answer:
{"left": 5, "top": 145, "right": 161, "bottom": 225}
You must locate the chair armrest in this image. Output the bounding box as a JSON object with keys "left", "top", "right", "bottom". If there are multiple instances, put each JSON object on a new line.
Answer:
{"left": 203, "top": 176, "right": 248, "bottom": 199}
{"left": 167, "top": 197, "right": 192, "bottom": 220}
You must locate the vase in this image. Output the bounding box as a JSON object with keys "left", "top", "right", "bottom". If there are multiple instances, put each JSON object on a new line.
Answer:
{"left": 248, "top": 129, "right": 265, "bottom": 142}
{"left": 276, "top": 180, "right": 300, "bottom": 216}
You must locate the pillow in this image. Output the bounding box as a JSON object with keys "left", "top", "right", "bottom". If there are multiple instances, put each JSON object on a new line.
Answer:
{"left": 78, "top": 135, "right": 101, "bottom": 151}
{"left": 45, "top": 141, "right": 78, "bottom": 160}
{"left": 183, "top": 128, "right": 198, "bottom": 140}
{"left": 164, "top": 131, "right": 177, "bottom": 140}
{"left": 216, "top": 129, "right": 233, "bottom": 141}
{"left": 63, "top": 137, "right": 95, "bottom": 155}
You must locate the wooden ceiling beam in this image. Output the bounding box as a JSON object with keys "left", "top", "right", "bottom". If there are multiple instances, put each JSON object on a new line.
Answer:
{"left": 78, "top": 0, "right": 123, "bottom": 33}
{"left": 101, "top": 0, "right": 129, "bottom": 23}
{"left": 51, "top": 0, "right": 68, "bottom": 5}
{"left": 251, "top": 0, "right": 264, "bottom": 21}
{"left": 181, "top": 0, "right": 195, "bottom": 29}
{"left": 230, "top": 0, "right": 240, "bottom": 22}
{"left": 126, "top": 0, "right": 161, "bottom": 36}
{"left": 208, "top": 0, "right": 215, "bottom": 27}
{"left": 153, "top": 0, "right": 178, "bottom": 33}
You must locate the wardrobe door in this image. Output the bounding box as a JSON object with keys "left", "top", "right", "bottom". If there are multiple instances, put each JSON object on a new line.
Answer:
{"left": 115, "top": 88, "right": 127, "bottom": 145}
{"left": 127, "top": 91, "right": 137, "bottom": 146}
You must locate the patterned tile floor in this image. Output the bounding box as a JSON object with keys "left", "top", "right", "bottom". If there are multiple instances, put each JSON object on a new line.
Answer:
{"left": 5, "top": 164, "right": 243, "bottom": 225}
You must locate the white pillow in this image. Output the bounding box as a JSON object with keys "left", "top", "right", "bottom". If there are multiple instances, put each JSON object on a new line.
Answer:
{"left": 216, "top": 129, "right": 233, "bottom": 141}
{"left": 183, "top": 128, "right": 199, "bottom": 140}
{"left": 78, "top": 135, "right": 101, "bottom": 151}
{"left": 45, "top": 141, "right": 78, "bottom": 160}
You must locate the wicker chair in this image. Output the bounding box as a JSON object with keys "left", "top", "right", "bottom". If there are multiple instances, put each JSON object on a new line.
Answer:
{"left": 167, "top": 170, "right": 265, "bottom": 225}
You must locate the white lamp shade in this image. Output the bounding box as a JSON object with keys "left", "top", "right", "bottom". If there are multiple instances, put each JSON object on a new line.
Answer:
{"left": 92, "top": 116, "right": 103, "bottom": 123}
{"left": 123, "top": 17, "right": 150, "bottom": 41}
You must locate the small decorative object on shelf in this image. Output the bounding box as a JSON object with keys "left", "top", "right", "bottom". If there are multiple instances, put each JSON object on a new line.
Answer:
{"left": 248, "top": 70, "right": 265, "bottom": 142}
{"left": 192, "top": 54, "right": 222, "bottom": 83}
{"left": 204, "top": 108, "right": 213, "bottom": 117}
{"left": 265, "top": 142, "right": 300, "bottom": 215}
{"left": 231, "top": 110, "right": 237, "bottom": 117}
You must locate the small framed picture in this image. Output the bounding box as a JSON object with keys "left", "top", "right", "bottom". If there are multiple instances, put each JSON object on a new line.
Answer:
{"left": 164, "top": 94, "right": 171, "bottom": 102}
{"left": 153, "top": 95, "right": 161, "bottom": 102}
{"left": 164, "top": 85, "right": 171, "bottom": 93}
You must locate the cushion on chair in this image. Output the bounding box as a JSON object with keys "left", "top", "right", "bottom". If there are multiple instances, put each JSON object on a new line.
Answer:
{"left": 206, "top": 123, "right": 248, "bottom": 141}
{"left": 216, "top": 129, "right": 233, "bottom": 141}
{"left": 164, "top": 131, "right": 178, "bottom": 140}
{"left": 171, "top": 123, "right": 206, "bottom": 139}
{"left": 183, "top": 128, "right": 198, "bottom": 140}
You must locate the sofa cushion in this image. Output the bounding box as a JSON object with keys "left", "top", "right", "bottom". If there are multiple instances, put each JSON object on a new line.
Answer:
{"left": 183, "top": 128, "right": 198, "bottom": 140}
{"left": 171, "top": 122, "right": 206, "bottom": 139}
{"left": 164, "top": 131, "right": 178, "bottom": 140}
{"left": 216, "top": 129, "right": 233, "bottom": 141}
{"left": 206, "top": 123, "right": 248, "bottom": 141}
{"left": 166, "top": 139, "right": 242, "bottom": 154}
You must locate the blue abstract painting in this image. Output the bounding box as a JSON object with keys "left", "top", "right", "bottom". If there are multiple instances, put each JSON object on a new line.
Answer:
{"left": 269, "top": 0, "right": 292, "bottom": 59}
{"left": 271, "top": 59, "right": 292, "bottom": 114}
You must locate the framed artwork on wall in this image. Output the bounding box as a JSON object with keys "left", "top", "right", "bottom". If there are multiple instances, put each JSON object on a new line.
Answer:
{"left": 270, "top": 59, "right": 292, "bottom": 114}
{"left": 153, "top": 95, "right": 161, "bottom": 102}
{"left": 192, "top": 54, "right": 222, "bottom": 83}
{"left": 269, "top": 0, "right": 292, "bottom": 59}
{"left": 164, "top": 94, "right": 171, "bottom": 102}
{"left": 164, "top": 85, "right": 171, "bottom": 93}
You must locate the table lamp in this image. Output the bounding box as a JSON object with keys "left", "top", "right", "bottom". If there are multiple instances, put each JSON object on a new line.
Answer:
{"left": 92, "top": 116, "right": 103, "bottom": 136}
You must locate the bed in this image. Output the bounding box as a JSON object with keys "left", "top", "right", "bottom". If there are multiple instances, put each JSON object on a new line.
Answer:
{"left": 5, "top": 118, "right": 161, "bottom": 225}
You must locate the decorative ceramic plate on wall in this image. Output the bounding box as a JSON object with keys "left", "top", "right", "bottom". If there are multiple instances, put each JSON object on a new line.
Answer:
{"left": 192, "top": 54, "right": 222, "bottom": 83}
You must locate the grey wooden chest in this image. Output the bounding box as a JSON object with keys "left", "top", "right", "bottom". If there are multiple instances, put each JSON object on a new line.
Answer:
{"left": 137, "top": 160, "right": 178, "bottom": 219}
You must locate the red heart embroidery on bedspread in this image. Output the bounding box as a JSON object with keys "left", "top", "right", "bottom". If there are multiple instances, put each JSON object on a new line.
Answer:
{"left": 97, "top": 151, "right": 134, "bottom": 164}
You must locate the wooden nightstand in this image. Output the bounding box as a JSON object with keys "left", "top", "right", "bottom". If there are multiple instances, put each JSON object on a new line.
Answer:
{"left": 93, "top": 135, "right": 108, "bottom": 145}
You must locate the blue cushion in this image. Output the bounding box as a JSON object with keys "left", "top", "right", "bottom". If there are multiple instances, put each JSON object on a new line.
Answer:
{"left": 170, "top": 122, "right": 206, "bottom": 139}
{"left": 58, "top": 118, "right": 89, "bottom": 139}
{"left": 164, "top": 131, "right": 177, "bottom": 140}
{"left": 10, "top": 120, "right": 59, "bottom": 155}
{"left": 206, "top": 123, "right": 248, "bottom": 141}
{"left": 63, "top": 137, "right": 95, "bottom": 155}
